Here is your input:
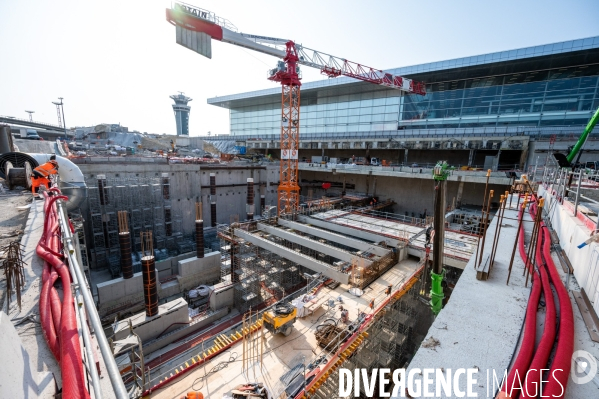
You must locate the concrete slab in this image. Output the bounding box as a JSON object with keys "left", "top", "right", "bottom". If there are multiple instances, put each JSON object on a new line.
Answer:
{"left": 5, "top": 201, "right": 63, "bottom": 392}
{"left": 278, "top": 218, "right": 391, "bottom": 256}
{"left": 404, "top": 206, "right": 530, "bottom": 399}
{"left": 235, "top": 228, "right": 350, "bottom": 284}
{"left": 113, "top": 297, "right": 189, "bottom": 343}
{"left": 0, "top": 311, "right": 56, "bottom": 398}
{"left": 257, "top": 222, "right": 375, "bottom": 265}
{"left": 150, "top": 258, "right": 421, "bottom": 399}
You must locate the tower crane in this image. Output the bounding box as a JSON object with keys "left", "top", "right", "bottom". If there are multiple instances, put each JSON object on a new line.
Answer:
{"left": 166, "top": 2, "right": 426, "bottom": 216}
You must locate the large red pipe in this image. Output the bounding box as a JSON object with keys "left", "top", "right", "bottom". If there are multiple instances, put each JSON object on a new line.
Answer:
{"left": 500, "top": 207, "right": 541, "bottom": 399}
{"left": 37, "top": 191, "right": 90, "bottom": 399}
{"left": 520, "top": 227, "right": 556, "bottom": 399}
{"left": 541, "top": 225, "right": 574, "bottom": 398}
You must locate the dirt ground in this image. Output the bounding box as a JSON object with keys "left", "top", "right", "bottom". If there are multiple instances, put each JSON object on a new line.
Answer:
{"left": 0, "top": 179, "right": 32, "bottom": 311}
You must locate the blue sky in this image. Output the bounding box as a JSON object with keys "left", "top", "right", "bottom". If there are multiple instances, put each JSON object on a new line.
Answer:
{"left": 0, "top": 0, "right": 598, "bottom": 136}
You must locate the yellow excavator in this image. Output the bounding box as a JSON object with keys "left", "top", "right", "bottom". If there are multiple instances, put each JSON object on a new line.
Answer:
{"left": 262, "top": 302, "right": 296, "bottom": 337}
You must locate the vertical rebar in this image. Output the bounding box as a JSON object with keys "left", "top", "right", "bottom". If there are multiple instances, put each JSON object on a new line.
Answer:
{"left": 474, "top": 169, "right": 492, "bottom": 263}
{"left": 489, "top": 193, "right": 507, "bottom": 270}
{"left": 247, "top": 178, "right": 254, "bottom": 220}
{"left": 477, "top": 190, "right": 494, "bottom": 267}
{"left": 507, "top": 199, "right": 528, "bottom": 284}
{"left": 574, "top": 171, "right": 583, "bottom": 217}
{"left": 140, "top": 231, "right": 158, "bottom": 317}
{"left": 524, "top": 202, "right": 543, "bottom": 287}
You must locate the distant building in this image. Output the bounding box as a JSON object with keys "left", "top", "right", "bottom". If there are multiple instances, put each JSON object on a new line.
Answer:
{"left": 170, "top": 92, "right": 192, "bottom": 136}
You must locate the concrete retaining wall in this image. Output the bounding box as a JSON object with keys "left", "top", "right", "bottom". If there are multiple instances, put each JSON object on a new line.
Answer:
{"left": 97, "top": 251, "right": 222, "bottom": 317}
{"left": 540, "top": 186, "right": 599, "bottom": 314}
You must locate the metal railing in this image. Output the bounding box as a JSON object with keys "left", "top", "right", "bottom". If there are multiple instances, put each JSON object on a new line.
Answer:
{"left": 199, "top": 124, "right": 588, "bottom": 142}
{"left": 56, "top": 199, "right": 129, "bottom": 399}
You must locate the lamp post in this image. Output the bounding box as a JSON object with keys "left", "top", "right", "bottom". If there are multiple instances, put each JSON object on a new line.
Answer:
{"left": 52, "top": 97, "right": 67, "bottom": 138}
{"left": 389, "top": 138, "right": 403, "bottom": 166}
{"left": 25, "top": 110, "right": 35, "bottom": 122}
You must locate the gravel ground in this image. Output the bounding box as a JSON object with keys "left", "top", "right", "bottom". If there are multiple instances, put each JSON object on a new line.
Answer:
{"left": 0, "top": 180, "right": 32, "bottom": 311}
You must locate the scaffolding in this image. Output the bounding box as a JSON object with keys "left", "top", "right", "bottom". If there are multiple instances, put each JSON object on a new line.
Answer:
{"left": 85, "top": 176, "right": 185, "bottom": 270}
{"left": 311, "top": 274, "right": 432, "bottom": 399}
{"left": 217, "top": 221, "right": 308, "bottom": 314}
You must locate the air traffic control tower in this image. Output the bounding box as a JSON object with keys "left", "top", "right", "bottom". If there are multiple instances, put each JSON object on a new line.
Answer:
{"left": 170, "top": 92, "right": 192, "bottom": 136}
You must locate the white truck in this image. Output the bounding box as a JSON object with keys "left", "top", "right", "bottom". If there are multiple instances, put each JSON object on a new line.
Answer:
{"left": 15, "top": 128, "right": 42, "bottom": 140}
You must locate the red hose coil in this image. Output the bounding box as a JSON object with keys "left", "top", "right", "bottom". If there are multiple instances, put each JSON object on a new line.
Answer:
{"left": 500, "top": 207, "right": 541, "bottom": 399}
{"left": 37, "top": 191, "right": 90, "bottom": 399}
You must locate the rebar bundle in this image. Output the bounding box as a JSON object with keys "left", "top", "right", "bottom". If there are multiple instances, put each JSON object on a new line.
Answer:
{"left": 2, "top": 241, "right": 26, "bottom": 312}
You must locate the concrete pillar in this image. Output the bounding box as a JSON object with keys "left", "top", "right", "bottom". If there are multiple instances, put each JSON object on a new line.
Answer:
{"left": 97, "top": 174, "right": 108, "bottom": 205}
{"left": 246, "top": 178, "right": 254, "bottom": 220}
{"left": 161, "top": 173, "right": 170, "bottom": 199}
{"left": 162, "top": 173, "right": 171, "bottom": 236}
{"left": 372, "top": 176, "right": 377, "bottom": 197}
{"left": 456, "top": 177, "right": 464, "bottom": 208}
{"left": 260, "top": 183, "right": 266, "bottom": 217}
{"left": 468, "top": 149, "right": 475, "bottom": 167}
{"left": 141, "top": 256, "right": 158, "bottom": 317}
{"left": 404, "top": 149, "right": 409, "bottom": 165}
{"left": 195, "top": 219, "right": 204, "bottom": 258}
{"left": 342, "top": 175, "right": 346, "bottom": 196}
{"left": 519, "top": 146, "right": 529, "bottom": 171}
{"left": 119, "top": 232, "right": 133, "bottom": 279}
{"left": 210, "top": 173, "right": 217, "bottom": 227}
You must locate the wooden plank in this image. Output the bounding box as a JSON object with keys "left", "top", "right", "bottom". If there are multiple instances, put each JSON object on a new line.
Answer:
{"left": 573, "top": 289, "right": 599, "bottom": 343}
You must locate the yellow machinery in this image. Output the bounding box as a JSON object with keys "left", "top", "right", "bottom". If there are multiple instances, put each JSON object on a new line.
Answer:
{"left": 262, "top": 302, "right": 297, "bottom": 337}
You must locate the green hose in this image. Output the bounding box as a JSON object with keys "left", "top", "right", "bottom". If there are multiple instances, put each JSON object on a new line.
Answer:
{"left": 566, "top": 106, "right": 599, "bottom": 164}
{"left": 430, "top": 271, "right": 444, "bottom": 315}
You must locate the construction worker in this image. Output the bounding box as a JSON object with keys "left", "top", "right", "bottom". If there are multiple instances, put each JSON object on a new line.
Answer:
{"left": 31, "top": 156, "right": 59, "bottom": 196}
{"left": 180, "top": 392, "right": 203, "bottom": 399}
{"left": 339, "top": 306, "right": 349, "bottom": 324}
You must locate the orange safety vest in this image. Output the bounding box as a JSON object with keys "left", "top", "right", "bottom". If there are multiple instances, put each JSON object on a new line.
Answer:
{"left": 33, "top": 162, "right": 58, "bottom": 178}
{"left": 184, "top": 392, "right": 204, "bottom": 399}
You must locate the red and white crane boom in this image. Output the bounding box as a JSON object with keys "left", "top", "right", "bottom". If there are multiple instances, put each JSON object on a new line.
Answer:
{"left": 166, "top": 2, "right": 426, "bottom": 216}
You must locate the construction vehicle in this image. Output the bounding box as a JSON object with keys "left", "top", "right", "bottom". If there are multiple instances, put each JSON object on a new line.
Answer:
{"left": 262, "top": 302, "right": 297, "bottom": 336}
{"left": 165, "top": 2, "right": 425, "bottom": 216}
{"left": 430, "top": 161, "right": 450, "bottom": 315}
{"left": 554, "top": 106, "right": 599, "bottom": 167}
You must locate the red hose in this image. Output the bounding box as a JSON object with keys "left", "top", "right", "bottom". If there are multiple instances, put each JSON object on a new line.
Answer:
{"left": 520, "top": 227, "right": 556, "bottom": 399}
{"left": 541, "top": 225, "right": 574, "bottom": 398}
{"left": 37, "top": 191, "right": 90, "bottom": 399}
{"left": 530, "top": 199, "right": 574, "bottom": 397}
{"left": 500, "top": 207, "right": 541, "bottom": 399}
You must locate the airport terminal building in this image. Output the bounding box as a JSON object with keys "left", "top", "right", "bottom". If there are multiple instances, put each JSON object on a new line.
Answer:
{"left": 208, "top": 36, "right": 599, "bottom": 138}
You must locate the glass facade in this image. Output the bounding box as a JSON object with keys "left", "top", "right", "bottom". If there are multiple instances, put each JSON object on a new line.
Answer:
{"left": 230, "top": 89, "right": 401, "bottom": 136}
{"left": 230, "top": 64, "right": 599, "bottom": 135}
{"left": 400, "top": 65, "right": 599, "bottom": 129}
{"left": 218, "top": 36, "right": 599, "bottom": 137}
